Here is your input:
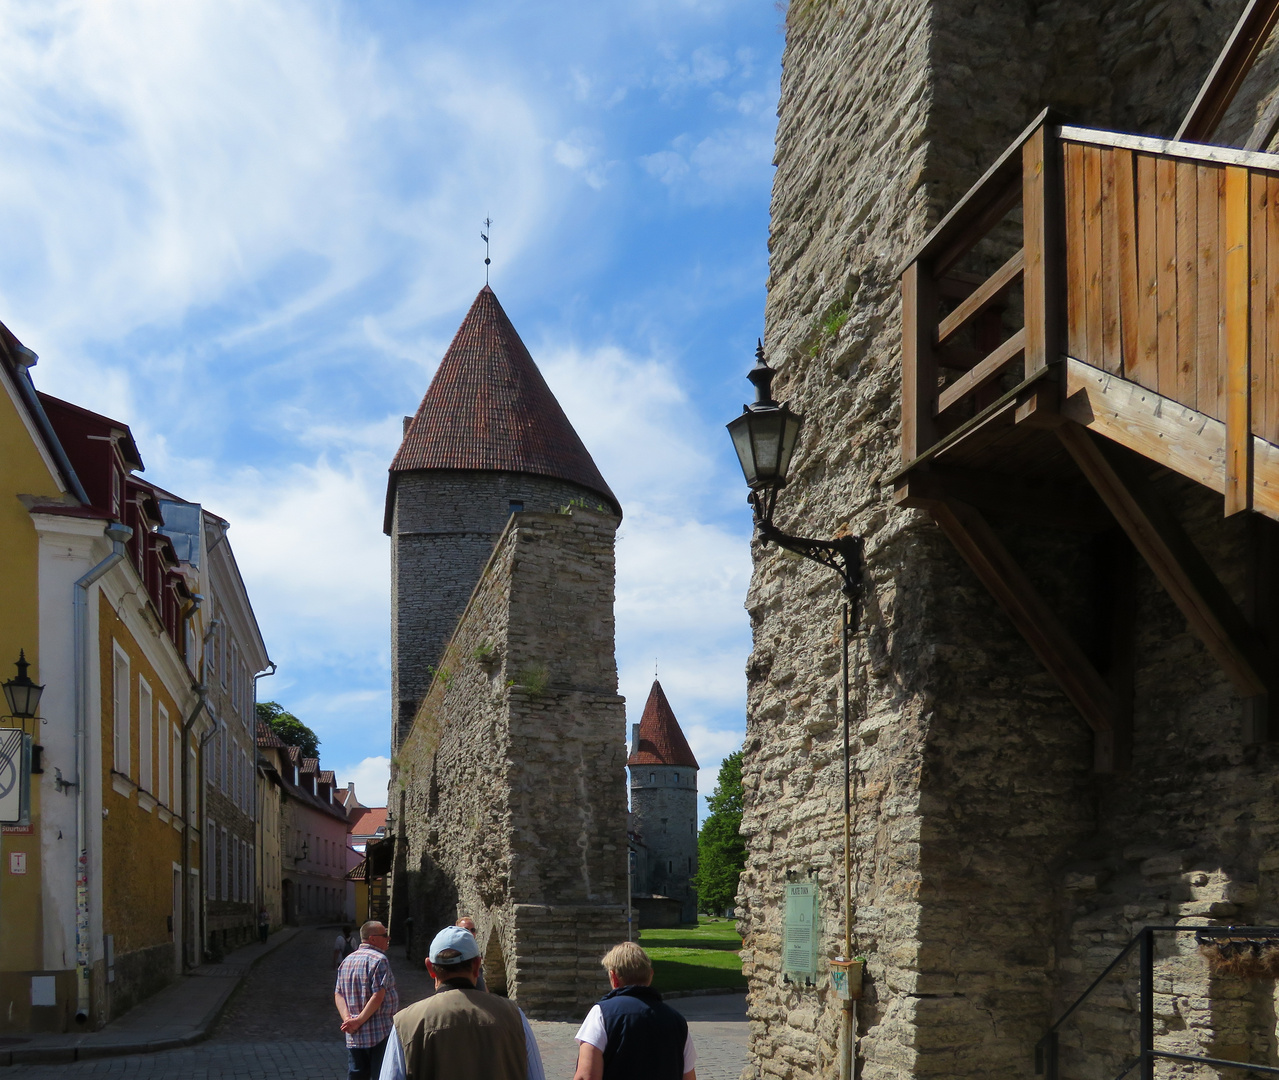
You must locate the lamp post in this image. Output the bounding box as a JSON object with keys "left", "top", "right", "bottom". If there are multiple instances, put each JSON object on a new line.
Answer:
{"left": 727, "top": 342, "right": 864, "bottom": 1080}
{"left": 3, "top": 650, "right": 45, "bottom": 776}
{"left": 3, "top": 650, "right": 44, "bottom": 722}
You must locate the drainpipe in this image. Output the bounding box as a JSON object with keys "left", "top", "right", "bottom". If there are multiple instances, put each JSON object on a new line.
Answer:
{"left": 176, "top": 599, "right": 208, "bottom": 970}
{"left": 252, "top": 663, "right": 277, "bottom": 916}
{"left": 72, "top": 522, "right": 132, "bottom": 1024}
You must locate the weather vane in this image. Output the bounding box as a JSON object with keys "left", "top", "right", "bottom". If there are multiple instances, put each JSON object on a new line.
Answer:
{"left": 481, "top": 217, "right": 492, "bottom": 284}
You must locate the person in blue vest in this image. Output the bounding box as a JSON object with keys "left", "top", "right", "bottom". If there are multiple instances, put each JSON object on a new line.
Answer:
{"left": 572, "top": 941, "right": 696, "bottom": 1080}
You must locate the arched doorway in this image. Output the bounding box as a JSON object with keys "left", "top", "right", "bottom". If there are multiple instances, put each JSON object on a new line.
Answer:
{"left": 483, "top": 927, "right": 509, "bottom": 997}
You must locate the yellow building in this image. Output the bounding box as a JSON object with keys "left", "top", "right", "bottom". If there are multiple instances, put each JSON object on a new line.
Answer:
{"left": 0, "top": 328, "right": 85, "bottom": 1031}
{"left": 0, "top": 322, "right": 272, "bottom": 1032}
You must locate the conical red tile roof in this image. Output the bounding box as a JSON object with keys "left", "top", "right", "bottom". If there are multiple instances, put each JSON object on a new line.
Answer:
{"left": 385, "top": 286, "right": 619, "bottom": 531}
{"left": 627, "top": 680, "right": 699, "bottom": 769}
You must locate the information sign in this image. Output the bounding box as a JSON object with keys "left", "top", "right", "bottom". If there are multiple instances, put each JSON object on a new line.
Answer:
{"left": 783, "top": 880, "right": 819, "bottom": 976}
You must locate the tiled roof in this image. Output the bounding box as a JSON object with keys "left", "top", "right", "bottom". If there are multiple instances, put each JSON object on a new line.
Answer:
{"left": 386, "top": 286, "right": 619, "bottom": 523}
{"left": 349, "top": 807, "right": 387, "bottom": 837}
{"left": 626, "top": 680, "right": 699, "bottom": 769}
{"left": 319, "top": 770, "right": 335, "bottom": 784}
{"left": 302, "top": 757, "right": 319, "bottom": 773}
{"left": 257, "top": 722, "right": 286, "bottom": 749}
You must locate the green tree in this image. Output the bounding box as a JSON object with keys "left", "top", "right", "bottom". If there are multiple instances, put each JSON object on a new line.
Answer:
{"left": 693, "top": 750, "right": 746, "bottom": 915}
{"left": 256, "top": 701, "right": 321, "bottom": 760}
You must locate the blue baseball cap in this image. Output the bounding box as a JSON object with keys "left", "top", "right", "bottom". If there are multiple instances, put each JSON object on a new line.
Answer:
{"left": 429, "top": 925, "right": 480, "bottom": 965}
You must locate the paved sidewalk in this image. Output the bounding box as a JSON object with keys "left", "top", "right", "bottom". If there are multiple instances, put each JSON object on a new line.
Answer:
{"left": 0, "top": 927, "right": 301, "bottom": 1067}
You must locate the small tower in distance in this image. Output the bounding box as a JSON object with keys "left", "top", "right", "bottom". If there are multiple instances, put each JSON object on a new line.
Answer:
{"left": 628, "top": 679, "right": 699, "bottom": 924}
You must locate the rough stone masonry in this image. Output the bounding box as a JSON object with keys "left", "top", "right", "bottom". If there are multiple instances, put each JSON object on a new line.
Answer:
{"left": 741, "top": 3, "right": 1279, "bottom": 1079}
{"left": 390, "top": 506, "right": 628, "bottom": 1020}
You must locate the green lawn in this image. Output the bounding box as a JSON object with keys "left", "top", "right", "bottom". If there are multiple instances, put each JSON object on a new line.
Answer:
{"left": 642, "top": 918, "right": 746, "bottom": 993}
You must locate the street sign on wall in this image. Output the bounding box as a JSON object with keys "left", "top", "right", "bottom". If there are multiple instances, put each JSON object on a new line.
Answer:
{"left": 0, "top": 729, "right": 30, "bottom": 825}
{"left": 783, "top": 879, "right": 819, "bottom": 977}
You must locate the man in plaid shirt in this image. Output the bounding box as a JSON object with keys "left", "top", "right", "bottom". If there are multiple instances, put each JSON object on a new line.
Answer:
{"left": 335, "top": 920, "right": 400, "bottom": 1080}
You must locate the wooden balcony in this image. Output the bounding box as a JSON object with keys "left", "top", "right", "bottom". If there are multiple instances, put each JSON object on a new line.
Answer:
{"left": 894, "top": 110, "right": 1279, "bottom": 769}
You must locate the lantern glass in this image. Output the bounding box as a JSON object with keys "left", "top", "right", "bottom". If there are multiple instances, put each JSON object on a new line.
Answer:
{"left": 727, "top": 405, "right": 802, "bottom": 490}
{"left": 2, "top": 653, "right": 43, "bottom": 720}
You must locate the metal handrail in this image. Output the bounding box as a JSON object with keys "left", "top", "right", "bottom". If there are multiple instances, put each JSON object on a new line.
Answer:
{"left": 1036, "top": 924, "right": 1279, "bottom": 1080}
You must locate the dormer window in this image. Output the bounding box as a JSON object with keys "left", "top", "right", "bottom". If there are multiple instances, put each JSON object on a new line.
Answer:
{"left": 111, "top": 467, "right": 122, "bottom": 517}
{"left": 293, "top": 766, "right": 299, "bottom": 785}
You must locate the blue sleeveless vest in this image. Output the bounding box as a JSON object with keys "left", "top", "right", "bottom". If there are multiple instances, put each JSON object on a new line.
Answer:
{"left": 598, "top": 984, "right": 687, "bottom": 1080}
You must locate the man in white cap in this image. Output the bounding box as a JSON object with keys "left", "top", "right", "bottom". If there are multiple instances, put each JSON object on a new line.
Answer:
{"left": 378, "top": 925, "right": 545, "bottom": 1080}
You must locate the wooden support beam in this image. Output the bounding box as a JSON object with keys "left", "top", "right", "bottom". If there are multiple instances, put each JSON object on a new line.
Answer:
{"left": 894, "top": 464, "right": 1111, "bottom": 532}
{"left": 1057, "top": 423, "right": 1271, "bottom": 698}
{"left": 901, "top": 262, "right": 938, "bottom": 464}
{"left": 1225, "top": 165, "right": 1253, "bottom": 515}
{"left": 1177, "top": 0, "right": 1279, "bottom": 143}
{"left": 928, "top": 497, "right": 1121, "bottom": 770}
{"left": 936, "top": 249, "right": 1024, "bottom": 346}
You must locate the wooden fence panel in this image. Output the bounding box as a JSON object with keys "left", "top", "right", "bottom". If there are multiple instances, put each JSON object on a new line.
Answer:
{"left": 1156, "top": 156, "right": 1179, "bottom": 398}
{"left": 1176, "top": 160, "right": 1199, "bottom": 410}
{"left": 1198, "top": 165, "right": 1223, "bottom": 421}
{"left": 1101, "top": 148, "right": 1121, "bottom": 373}
{"left": 1085, "top": 146, "right": 1103, "bottom": 368}
{"left": 1065, "top": 142, "right": 1086, "bottom": 363}
{"left": 1135, "top": 153, "right": 1160, "bottom": 389}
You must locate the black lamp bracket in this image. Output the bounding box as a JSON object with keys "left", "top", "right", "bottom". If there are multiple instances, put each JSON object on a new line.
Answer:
{"left": 750, "top": 494, "right": 864, "bottom": 605}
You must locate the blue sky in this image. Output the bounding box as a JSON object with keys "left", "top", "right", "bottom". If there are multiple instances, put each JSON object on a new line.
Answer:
{"left": 0, "top": 0, "right": 782, "bottom": 819}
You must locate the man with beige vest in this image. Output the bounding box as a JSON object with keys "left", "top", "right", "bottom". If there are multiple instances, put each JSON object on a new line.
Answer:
{"left": 378, "top": 926, "right": 544, "bottom": 1080}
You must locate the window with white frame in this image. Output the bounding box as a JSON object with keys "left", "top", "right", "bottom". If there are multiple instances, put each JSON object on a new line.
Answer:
{"left": 158, "top": 704, "right": 169, "bottom": 806}
{"left": 138, "top": 677, "right": 153, "bottom": 793}
{"left": 221, "top": 827, "right": 229, "bottom": 901}
{"left": 112, "top": 645, "right": 131, "bottom": 776}
{"left": 172, "top": 724, "right": 182, "bottom": 814}
{"left": 231, "top": 737, "right": 239, "bottom": 804}
{"left": 230, "top": 643, "right": 239, "bottom": 712}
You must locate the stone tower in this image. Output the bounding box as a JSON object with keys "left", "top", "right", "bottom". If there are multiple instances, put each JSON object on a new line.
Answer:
{"left": 628, "top": 679, "right": 699, "bottom": 924}
{"left": 384, "top": 285, "right": 620, "bottom": 752}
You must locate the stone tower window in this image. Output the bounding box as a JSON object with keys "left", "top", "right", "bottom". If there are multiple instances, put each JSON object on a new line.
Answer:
{"left": 649, "top": 773, "right": 655, "bottom": 784}
{"left": 509, "top": 500, "right": 523, "bottom": 513}
{"left": 674, "top": 772, "right": 679, "bottom": 783}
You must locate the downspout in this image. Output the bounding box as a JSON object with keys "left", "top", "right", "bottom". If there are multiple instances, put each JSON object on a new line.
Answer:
{"left": 196, "top": 718, "right": 220, "bottom": 957}
{"left": 252, "top": 663, "right": 277, "bottom": 915}
{"left": 177, "top": 600, "right": 208, "bottom": 969}
{"left": 179, "top": 690, "right": 208, "bottom": 967}
{"left": 72, "top": 522, "right": 132, "bottom": 1023}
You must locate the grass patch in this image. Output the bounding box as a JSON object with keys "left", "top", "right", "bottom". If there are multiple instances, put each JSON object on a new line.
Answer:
{"left": 643, "top": 918, "right": 745, "bottom": 993}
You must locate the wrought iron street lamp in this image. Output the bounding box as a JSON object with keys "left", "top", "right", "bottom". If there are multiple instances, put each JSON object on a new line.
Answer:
{"left": 3, "top": 651, "right": 44, "bottom": 720}
{"left": 727, "top": 342, "right": 865, "bottom": 1078}
{"left": 727, "top": 342, "right": 864, "bottom": 599}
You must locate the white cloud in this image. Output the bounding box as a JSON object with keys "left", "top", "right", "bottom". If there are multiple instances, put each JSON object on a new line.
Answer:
{"left": 339, "top": 756, "right": 392, "bottom": 809}
{"left": 0, "top": 0, "right": 554, "bottom": 366}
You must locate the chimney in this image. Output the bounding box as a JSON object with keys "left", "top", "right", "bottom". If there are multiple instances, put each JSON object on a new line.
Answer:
{"left": 630, "top": 723, "right": 640, "bottom": 756}
{"left": 402, "top": 415, "right": 413, "bottom": 436}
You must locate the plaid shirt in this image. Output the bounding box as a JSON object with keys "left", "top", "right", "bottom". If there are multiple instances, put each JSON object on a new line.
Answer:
{"left": 335, "top": 944, "right": 399, "bottom": 1047}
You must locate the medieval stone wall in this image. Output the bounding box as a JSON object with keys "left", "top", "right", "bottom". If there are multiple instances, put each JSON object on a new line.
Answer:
{"left": 390, "top": 470, "right": 613, "bottom": 750}
{"left": 390, "top": 506, "right": 628, "bottom": 1020}
{"left": 742, "top": 2, "right": 1271, "bottom": 1079}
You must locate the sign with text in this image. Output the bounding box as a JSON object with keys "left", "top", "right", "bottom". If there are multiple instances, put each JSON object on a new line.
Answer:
{"left": 783, "top": 880, "right": 819, "bottom": 976}
{"left": 0, "top": 729, "right": 28, "bottom": 825}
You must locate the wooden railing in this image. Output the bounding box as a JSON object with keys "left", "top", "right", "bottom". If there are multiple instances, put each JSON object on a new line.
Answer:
{"left": 1058, "top": 124, "right": 1279, "bottom": 515}
{"left": 900, "top": 113, "right": 1279, "bottom": 520}
{"left": 900, "top": 108, "right": 1063, "bottom": 466}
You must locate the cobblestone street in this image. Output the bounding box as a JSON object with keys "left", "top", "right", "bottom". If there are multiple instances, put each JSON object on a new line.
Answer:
{"left": 3, "top": 928, "right": 747, "bottom": 1079}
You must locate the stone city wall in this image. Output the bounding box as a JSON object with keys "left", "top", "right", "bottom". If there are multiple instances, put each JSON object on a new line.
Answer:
{"left": 391, "top": 506, "right": 628, "bottom": 1020}
{"left": 742, "top": 2, "right": 1275, "bottom": 1079}
{"left": 390, "top": 470, "right": 613, "bottom": 750}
